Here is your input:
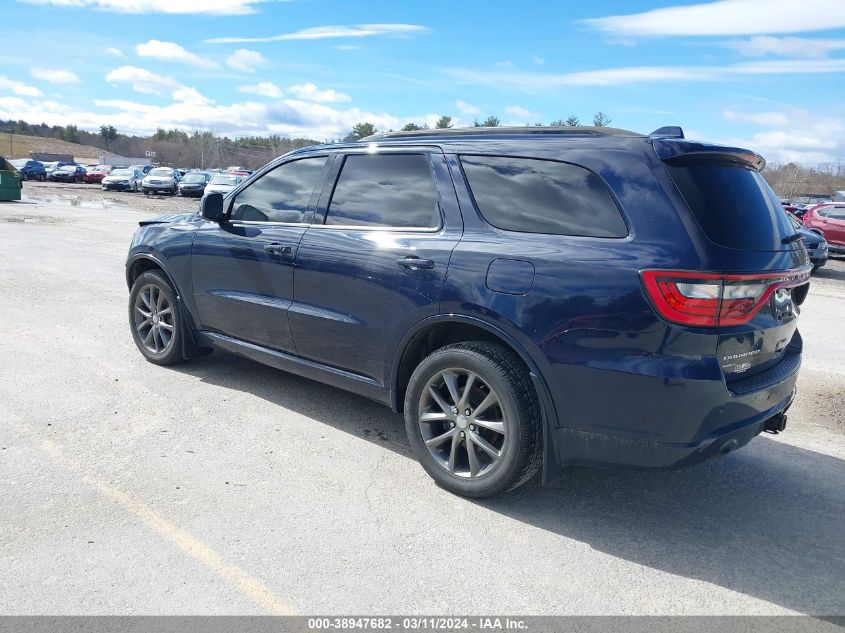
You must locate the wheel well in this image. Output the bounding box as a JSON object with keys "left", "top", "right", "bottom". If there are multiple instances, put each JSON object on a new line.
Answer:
{"left": 393, "top": 322, "right": 531, "bottom": 412}
{"left": 127, "top": 257, "right": 164, "bottom": 289}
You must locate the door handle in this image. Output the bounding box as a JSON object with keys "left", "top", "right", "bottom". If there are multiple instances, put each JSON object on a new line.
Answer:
{"left": 397, "top": 256, "right": 435, "bottom": 270}
{"left": 264, "top": 243, "right": 293, "bottom": 256}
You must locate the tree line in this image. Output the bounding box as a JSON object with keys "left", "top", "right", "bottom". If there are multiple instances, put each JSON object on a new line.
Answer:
{"left": 343, "top": 112, "right": 613, "bottom": 141}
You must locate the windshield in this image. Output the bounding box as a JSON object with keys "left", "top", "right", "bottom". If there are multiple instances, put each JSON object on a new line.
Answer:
{"left": 59, "top": 165, "right": 76, "bottom": 171}
{"left": 148, "top": 168, "right": 173, "bottom": 177}
{"left": 665, "top": 162, "right": 795, "bottom": 251}
{"left": 182, "top": 174, "right": 206, "bottom": 183}
{"left": 210, "top": 174, "right": 238, "bottom": 185}
{"left": 110, "top": 169, "right": 131, "bottom": 177}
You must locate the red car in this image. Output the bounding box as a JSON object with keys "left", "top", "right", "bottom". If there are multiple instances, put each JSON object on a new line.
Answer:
{"left": 84, "top": 165, "right": 112, "bottom": 184}
{"left": 802, "top": 203, "right": 845, "bottom": 255}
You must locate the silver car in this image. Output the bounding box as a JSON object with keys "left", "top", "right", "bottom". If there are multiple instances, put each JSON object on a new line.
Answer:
{"left": 102, "top": 168, "right": 144, "bottom": 192}
{"left": 204, "top": 173, "right": 243, "bottom": 196}
{"left": 142, "top": 167, "right": 181, "bottom": 195}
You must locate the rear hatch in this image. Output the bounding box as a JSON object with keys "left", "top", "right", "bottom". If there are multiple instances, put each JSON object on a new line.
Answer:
{"left": 652, "top": 140, "right": 811, "bottom": 383}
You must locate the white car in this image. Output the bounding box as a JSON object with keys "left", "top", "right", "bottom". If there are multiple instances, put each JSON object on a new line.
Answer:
{"left": 142, "top": 167, "right": 181, "bottom": 195}
{"left": 102, "top": 168, "right": 144, "bottom": 192}
{"left": 204, "top": 173, "right": 243, "bottom": 196}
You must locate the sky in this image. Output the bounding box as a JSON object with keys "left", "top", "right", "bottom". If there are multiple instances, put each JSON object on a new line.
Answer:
{"left": 1, "top": 0, "right": 844, "bottom": 165}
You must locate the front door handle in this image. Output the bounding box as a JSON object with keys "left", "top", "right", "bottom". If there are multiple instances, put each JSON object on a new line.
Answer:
{"left": 264, "top": 243, "right": 293, "bottom": 256}
{"left": 397, "top": 256, "right": 435, "bottom": 270}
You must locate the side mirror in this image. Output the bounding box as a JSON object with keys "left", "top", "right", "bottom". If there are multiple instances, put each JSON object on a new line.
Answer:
{"left": 201, "top": 192, "right": 225, "bottom": 221}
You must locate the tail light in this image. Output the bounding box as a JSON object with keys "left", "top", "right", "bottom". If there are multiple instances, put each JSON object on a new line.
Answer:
{"left": 641, "top": 268, "right": 811, "bottom": 327}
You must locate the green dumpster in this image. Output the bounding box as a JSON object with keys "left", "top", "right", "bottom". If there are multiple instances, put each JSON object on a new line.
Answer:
{"left": 0, "top": 156, "right": 22, "bottom": 201}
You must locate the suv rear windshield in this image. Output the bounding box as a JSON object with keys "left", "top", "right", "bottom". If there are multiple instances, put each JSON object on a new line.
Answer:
{"left": 665, "top": 162, "right": 795, "bottom": 251}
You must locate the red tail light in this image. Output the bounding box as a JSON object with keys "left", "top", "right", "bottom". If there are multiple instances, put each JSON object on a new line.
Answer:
{"left": 641, "top": 268, "right": 811, "bottom": 327}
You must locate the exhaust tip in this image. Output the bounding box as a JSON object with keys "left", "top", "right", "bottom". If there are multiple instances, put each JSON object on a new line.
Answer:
{"left": 764, "top": 413, "right": 788, "bottom": 435}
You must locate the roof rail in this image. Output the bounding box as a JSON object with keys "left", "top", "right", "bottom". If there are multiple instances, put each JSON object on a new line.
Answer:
{"left": 649, "top": 126, "right": 684, "bottom": 139}
{"left": 362, "top": 125, "right": 643, "bottom": 141}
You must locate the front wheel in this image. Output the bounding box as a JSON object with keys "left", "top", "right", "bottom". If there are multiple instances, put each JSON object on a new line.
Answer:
{"left": 128, "top": 270, "right": 185, "bottom": 365}
{"left": 404, "top": 342, "right": 542, "bottom": 498}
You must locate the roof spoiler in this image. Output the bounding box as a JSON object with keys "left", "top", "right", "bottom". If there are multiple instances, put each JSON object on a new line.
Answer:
{"left": 652, "top": 139, "right": 766, "bottom": 172}
{"left": 649, "top": 126, "right": 684, "bottom": 139}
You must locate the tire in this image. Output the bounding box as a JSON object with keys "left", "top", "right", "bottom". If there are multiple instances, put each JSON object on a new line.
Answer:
{"left": 133, "top": 182, "right": 139, "bottom": 193}
{"left": 143, "top": 188, "right": 150, "bottom": 195}
{"left": 21, "top": 172, "right": 28, "bottom": 182}
{"left": 40, "top": 173, "right": 46, "bottom": 182}
{"left": 404, "top": 341, "right": 542, "bottom": 497}
{"left": 128, "top": 270, "right": 185, "bottom": 366}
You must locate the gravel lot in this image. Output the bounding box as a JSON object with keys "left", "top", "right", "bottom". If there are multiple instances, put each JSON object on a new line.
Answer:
{"left": 1, "top": 191, "right": 843, "bottom": 616}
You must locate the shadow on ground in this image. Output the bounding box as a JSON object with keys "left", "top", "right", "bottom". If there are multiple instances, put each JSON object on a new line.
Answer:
{"left": 176, "top": 351, "right": 845, "bottom": 615}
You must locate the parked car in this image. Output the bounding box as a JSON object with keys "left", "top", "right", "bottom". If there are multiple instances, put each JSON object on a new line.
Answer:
{"left": 204, "top": 173, "right": 242, "bottom": 196}
{"left": 84, "top": 164, "right": 112, "bottom": 184}
{"left": 131, "top": 164, "right": 152, "bottom": 175}
{"left": 42, "top": 161, "right": 73, "bottom": 178}
{"left": 102, "top": 167, "right": 144, "bottom": 192}
{"left": 126, "top": 125, "right": 811, "bottom": 497}
{"left": 49, "top": 164, "right": 86, "bottom": 183}
{"left": 142, "top": 167, "right": 181, "bottom": 195}
{"left": 9, "top": 159, "right": 46, "bottom": 181}
{"left": 786, "top": 212, "right": 828, "bottom": 271}
{"left": 178, "top": 172, "right": 212, "bottom": 197}
{"left": 802, "top": 203, "right": 845, "bottom": 255}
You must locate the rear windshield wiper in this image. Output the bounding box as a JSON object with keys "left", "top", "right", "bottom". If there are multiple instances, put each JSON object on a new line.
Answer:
{"left": 782, "top": 233, "right": 804, "bottom": 244}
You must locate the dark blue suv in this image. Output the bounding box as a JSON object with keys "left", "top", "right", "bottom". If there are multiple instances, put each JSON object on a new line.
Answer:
{"left": 126, "top": 126, "right": 810, "bottom": 497}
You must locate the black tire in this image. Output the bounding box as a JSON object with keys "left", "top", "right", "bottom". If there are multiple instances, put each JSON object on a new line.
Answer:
{"left": 40, "top": 173, "right": 46, "bottom": 182}
{"left": 404, "top": 341, "right": 542, "bottom": 497}
{"left": 21, "top": 172, "right": 28, "bottom": 182}
{"left": 143, "top": 188, "right": 149, "bottom": 195}
{"left": 128, "top": 270, "right": 185, "bottom": 366}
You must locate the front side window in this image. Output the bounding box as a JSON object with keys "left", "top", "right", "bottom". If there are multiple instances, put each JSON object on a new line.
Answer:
{"left": 460, "top": 155, "right": 628, "bottom": 238}
{"left": 231, "top": 157, "right": 327, "bottom": 223}
{"left": 325, "top": 154, "right": 440, "bottom": 228}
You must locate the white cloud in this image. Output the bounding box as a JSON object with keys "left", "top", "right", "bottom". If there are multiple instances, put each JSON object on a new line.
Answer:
{"left": 335, "top": 45, "right": 362, "bottom": 51}
{"left": 288, "top": 83, "right": 351, "bottom": 103}
{"left": 172, "top": 86, "right": 213, "bottom": 106}
{"left": 444, "top": 58, "right": 845, "bottom": 92}
{"left": 505, "top": 105, "right": 539, "bottom": 120}
{"left": 0, "top": 94, "right": 409, "bottom": 142}
{"left": 726, "top": 36, "right": 845, "bottom": 59}
{"left": 105, "top": 65, "right": 180, "bottom": 94}
{"left": 532, "top": 55, "right": 544, "bottom": 65}
{"left": 106, "top": 47, "right": 126, "bottom": 58}
{"left": 0, "top": 75, "right": 43, "bottom": 97}
{"left": 16, "top": 0, "right": 267, "bottom": 15}
{"left": 207, "top": 23, "right": 427, "bottom": 44}
{"left": 582, "top": 0, "right": 845, "bottom": 37}
{"left": 719, "top": 108, "right": 845, "bottom": 165}
{"left": 225, "top": 49, "right": 267, "bottom": 72}
{"left": 105, "top": 65, "right": 212, "bottom": 105}
{"left": 238, "top": 82, "right": 283, "bottom": 98}
{"left": 136, "top": 40, "right": 216, "bottom": 68}
{"left": 30, "top": 67, "right": 81, "bottom": 84}
{"left": 456, "top": 99, "right": 482, "bottom": 115}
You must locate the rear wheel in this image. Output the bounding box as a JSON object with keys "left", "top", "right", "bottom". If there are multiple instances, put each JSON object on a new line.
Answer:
{"left": 128, "top": 270, "right": 185, "bottom": 365}
{"left": 404, "top": 342, "right": 542, "bottom": 497}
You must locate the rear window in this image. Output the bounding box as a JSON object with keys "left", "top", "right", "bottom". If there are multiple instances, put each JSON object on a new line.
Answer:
{"left": 665, "top": 162, "right": 795, "bottom": 250}
{"left": 459, "top": 155, "right": 627, "bottom": 238}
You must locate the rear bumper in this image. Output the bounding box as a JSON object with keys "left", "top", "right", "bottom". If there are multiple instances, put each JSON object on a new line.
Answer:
{"left": 549, "top": 336, "right": 802, "bottom": 470}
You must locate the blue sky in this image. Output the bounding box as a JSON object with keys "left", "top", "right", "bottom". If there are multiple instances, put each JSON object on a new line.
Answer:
{"left": 1, "top": 0, "right": 844, "bottom": 164}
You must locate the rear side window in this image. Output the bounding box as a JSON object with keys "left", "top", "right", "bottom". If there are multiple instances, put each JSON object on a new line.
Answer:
{"left": 459, "top": 155, "right": 627, "bottom": 238}
{"left": 326, "top": 154, "right": 440, "bottom": 228}
{"left": 231, "top": 157, "right": 326, "bottom": 223}
{"left": 665, "top": 162, "right": 795, "bottom": 250}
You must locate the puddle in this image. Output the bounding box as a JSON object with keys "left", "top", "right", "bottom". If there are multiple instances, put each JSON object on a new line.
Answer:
{"left": 21, "top": 193, "right": 129, "bottom": 209}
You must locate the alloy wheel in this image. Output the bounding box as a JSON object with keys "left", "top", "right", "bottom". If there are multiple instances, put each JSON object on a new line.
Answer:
{"left": 133, "top": 284, "right": 175, "bottom": 355}
{"left": 418, "top": 369, "right": 507, "bottom": 478}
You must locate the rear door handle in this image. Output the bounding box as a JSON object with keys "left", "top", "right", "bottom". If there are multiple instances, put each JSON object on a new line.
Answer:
{"left": 264, "top": 243, "right": 293, "bottom": 256}
{"left": 397, "top": 256, "right": 435, "bottom": 270}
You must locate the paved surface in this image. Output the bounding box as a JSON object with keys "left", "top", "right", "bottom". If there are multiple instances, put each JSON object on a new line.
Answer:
{"left": 1, "top": 197, "right": 844, "bottom": 616}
